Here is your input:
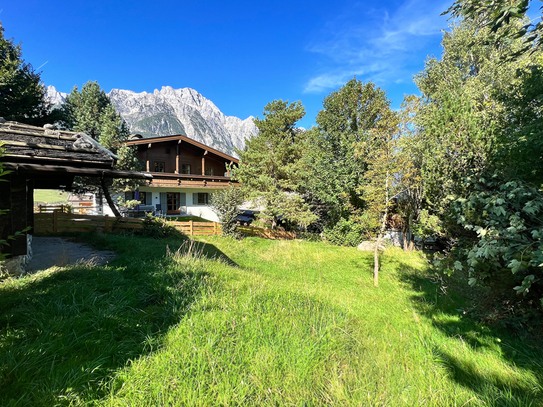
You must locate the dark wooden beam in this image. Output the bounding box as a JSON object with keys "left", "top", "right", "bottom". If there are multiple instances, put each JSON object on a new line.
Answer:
{"left": 0, "top": 176, "right": 12, "bottom": 257}
{"left": 26, "top": 179, "right": 34, "bottom": 234}
{"left": 10, "top": 173, "right": 28, "bottom": 256}
{"left": 2, "top": 163, "right": 153, "bottom": 180}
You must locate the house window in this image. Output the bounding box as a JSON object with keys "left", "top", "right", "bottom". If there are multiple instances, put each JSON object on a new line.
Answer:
{"left": 205, "top": 167, "right": 213, "bottom": 176}
{"left": 181, "top": 164, "right": 191, "bottom": 174}
{"left": 154, "top": 161, "right": 165, "bottom": 172}
{"left": 197, "top": 193, "right": 208, "bottom": 205}
{"left": 126, "top": 191, "right": 147, "bottom": 204}
{"left": 138, "top": 192, "right": 147, "bottom": 204}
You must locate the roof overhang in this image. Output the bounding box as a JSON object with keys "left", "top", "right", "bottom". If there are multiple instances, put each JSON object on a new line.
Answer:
{"left": 3, "top": 162, "right": 153, "bottom": 179}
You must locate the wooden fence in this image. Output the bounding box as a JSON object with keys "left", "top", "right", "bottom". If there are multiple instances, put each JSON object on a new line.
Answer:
{"left": 34, "top": 212, "right": 222, "bottom": 236}
{"left": 34, "top": 204, "right": 70, "bottom": 213}
{"left": 32, "top": 207, "right": 297, "bottom": 240}
{"left": 34, "top": 204, "right": 100, "bottom": 215}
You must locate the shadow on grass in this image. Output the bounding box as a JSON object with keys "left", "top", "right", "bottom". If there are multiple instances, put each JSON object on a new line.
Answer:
{"left": 0, "top": 233, "right": 237, "bottom": 406}
{"left": 397, "top": 260, "right": 543, "bottom": 406}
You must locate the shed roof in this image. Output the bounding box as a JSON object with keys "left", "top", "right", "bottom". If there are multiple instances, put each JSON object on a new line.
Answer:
{"left": 0, "top": 121, "right": 152, "bottom": 187}
{"left": 0, "top": 121, "right": 117, "bottom": 169}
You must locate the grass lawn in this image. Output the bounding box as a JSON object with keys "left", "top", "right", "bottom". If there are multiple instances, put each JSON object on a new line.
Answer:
{"left": 1, "top": 234, "right": 542, "bottom": 406}
{"left": 34, "top": 189, "right": 70, "bottom": 204}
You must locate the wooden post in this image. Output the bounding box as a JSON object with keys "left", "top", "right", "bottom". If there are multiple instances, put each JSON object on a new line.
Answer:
{"left": 189, "top": 220, "right": 193, "bottom": 236}
{"left": 26, "top": 179, "right": 34, "bottom": 234}
{"left": 176, "top": 144, "right": 180, "bottom": 174}
{"left": 201, "top": 157, "right": 205, "bottom": 175}
{"left": 105, "top": 215, "right": 110, "bottom": 233}
{"left": 53, "top": 210, "right": 58, "bottom": 234}
{"left": 213, "top": 222, "right": 217, "bottom": 235}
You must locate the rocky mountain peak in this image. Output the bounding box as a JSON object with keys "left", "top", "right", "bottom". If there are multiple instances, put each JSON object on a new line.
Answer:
{"left": 46, "top": 85, "right": 256, "bottom": 156}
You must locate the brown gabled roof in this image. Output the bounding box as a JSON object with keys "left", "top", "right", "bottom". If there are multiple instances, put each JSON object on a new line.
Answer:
{"left": 125, "top": 134, "right": 239, "bottom": 164}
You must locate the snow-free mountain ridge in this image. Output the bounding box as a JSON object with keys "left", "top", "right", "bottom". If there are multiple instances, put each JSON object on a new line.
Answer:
{"left": 46, "top": 85, "right": 256, "bottom": 156}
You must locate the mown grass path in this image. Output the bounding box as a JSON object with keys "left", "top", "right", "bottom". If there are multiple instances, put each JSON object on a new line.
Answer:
{"left": 1, "top": 234, "right": 541, "bottom": 406}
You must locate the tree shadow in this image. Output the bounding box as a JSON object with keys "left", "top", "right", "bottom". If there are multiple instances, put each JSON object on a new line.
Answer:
{"left": 397, "top": 260, "right": 543, "bottom": 405}
{"left": 0, "top": 233, "right": 238, "bottom": 406}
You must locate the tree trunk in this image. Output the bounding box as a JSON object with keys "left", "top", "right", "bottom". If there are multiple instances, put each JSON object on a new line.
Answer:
{"left": 374, "top": 169, "right": 390, "bottom": 287}
{"left": 403, "top": 225, "right": 414, "bottom": 252}
{"left": 101, "top": 177, "right": 122, "bottom": 218}
{"left": 374, "top": 232, "right": 382, "bottom": 287}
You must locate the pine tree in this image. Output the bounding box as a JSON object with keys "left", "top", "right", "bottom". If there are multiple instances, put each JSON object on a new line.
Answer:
{"left": 233, "top": 100, "right": 316, "bottom": 229}
{"left": 0, "top": 23, "right": 52, "bottom": 126}
{"left": 61, "top": 81, "right": 141, "bottom": 216}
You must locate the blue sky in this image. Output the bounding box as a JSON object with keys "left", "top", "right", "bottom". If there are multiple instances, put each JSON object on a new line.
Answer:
{"left": 2, "top": 0, "right": 451, "bottom": 128}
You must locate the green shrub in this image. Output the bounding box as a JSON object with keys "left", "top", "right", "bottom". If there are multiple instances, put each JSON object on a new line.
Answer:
{"left": 437, "top": 173, "right": 543, "bottom": 311}
{"left": 323, "top": 217, "right": 370, "bottom": 247}
{"left": 209, "top": 186, "right": 244, "bottom": 238}
{"left": 136, "top": 214, "right": 183, "bottom": 239}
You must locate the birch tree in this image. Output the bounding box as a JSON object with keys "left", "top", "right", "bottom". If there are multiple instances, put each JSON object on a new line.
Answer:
{"left": 356, "top": 93, "right": 400, "bottom": 287}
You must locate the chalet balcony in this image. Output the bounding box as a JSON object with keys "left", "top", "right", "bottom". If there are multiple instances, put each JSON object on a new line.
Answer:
{"left": 145, "top": 172, "right": 238, "bottom": 189}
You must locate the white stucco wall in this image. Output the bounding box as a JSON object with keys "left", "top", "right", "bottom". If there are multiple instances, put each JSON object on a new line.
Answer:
{"left": 100, "top": 188, "right": 221, "bottom": 222}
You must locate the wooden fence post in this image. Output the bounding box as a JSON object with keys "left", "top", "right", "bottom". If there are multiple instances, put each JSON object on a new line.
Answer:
{"left": 213, "top": 222, "right": 217, "bottom": 235}
{"left": 53, "top": 210, "right": 58, "bottom": 234}
{"left": 189, "top": 220, "right": 193, "bottom": 236}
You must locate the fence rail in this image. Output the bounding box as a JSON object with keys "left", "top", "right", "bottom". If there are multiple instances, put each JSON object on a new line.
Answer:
{"left": 237, "top": 226, "right": 298, "bottom": 240}
{"left": 34, "top": 204, "right": 100, "bottom": 215}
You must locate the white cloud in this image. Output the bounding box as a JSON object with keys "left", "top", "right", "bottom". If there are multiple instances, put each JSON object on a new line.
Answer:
{"left": 303, "top": 0, "right": 450, "bottom": 93}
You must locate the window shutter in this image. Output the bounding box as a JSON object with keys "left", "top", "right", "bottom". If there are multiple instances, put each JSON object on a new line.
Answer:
{"left": 160, "top": 193, "right": 167, "bottom": 209}
{"left": 146, "top": 193, "right": 152, "bottom": 205}
{"left": 125, "top": 191, "right": 131, "bottom": 201}
{"left": 179, "top": 193, "right": 186, "bottom": 206}
{"left": 193, "top": 193, "right": 198, "bottom": 205}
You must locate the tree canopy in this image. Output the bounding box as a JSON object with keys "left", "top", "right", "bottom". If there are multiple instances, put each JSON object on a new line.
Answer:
{"left": 60, "top": 81, "right": 141, "bottom": 216}
{"left": 0, "top": 23, "right": 53, "bottom": 126}
{"left": 232, "top": 100, "right": 316, "bottom": 229}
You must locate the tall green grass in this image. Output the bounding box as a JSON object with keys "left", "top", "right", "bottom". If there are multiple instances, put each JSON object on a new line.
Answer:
{"left": 1, "top": 234, "right": 542, "bottom": 406}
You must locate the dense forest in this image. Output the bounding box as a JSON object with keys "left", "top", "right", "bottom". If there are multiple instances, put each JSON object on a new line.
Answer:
{"left": 233, "top": 11, "right": 543, "bottom": 321}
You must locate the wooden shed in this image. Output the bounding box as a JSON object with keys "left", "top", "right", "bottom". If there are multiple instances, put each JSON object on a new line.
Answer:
{"left": 0, "top": 120, "right": 151, "bottom": 260}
